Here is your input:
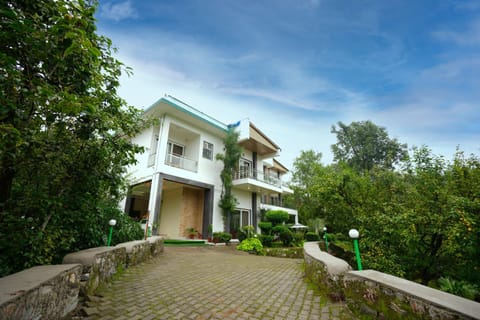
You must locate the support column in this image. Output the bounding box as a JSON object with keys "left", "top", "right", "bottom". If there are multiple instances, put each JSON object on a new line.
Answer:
{"left": 151, "top": 173, "right": 163, "bottom": 235}
{"left": 252, "top": 192, "right": 258, "bottom": 230}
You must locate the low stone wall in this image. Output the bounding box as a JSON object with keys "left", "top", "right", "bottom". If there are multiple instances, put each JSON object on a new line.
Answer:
{"left": 0, "top": 236, "right": 164, "bottom": 319}
{"left": 304, "top": 241, "right": 480, "bottom": 319}
{"left": 63, "top": 246, "right": 127, "bottom": 296}
{"left": 0, "top": 264, "right": 82, "bottom": 320}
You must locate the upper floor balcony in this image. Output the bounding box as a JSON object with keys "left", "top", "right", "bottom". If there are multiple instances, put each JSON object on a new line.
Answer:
{"left": 165, "top": 152, "right": 198, "bottom": 172}
{"left": 232, "top": 168, "right": 292, "bottom": 194}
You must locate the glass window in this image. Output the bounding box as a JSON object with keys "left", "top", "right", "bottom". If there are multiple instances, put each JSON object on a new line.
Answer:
{"left": 202, "top": 141, "right": 214, "bottom": 160}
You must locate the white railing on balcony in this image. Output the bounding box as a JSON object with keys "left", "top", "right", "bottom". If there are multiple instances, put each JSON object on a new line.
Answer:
{"left": 165, "top": 153, "right": 198, "bottom": 172}
{"left": 147, "top": 153, "right": 156, "bottom": 167}
{"left": 234, "top": 169, "right": 282, "bottom": 188}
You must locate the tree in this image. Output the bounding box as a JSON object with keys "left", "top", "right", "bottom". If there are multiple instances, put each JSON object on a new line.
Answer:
{"left": 331, "top": 121, "right": 408, "bottom": 171}
{"left": 0, "top": 0, "right": 147, "bottom": 276}
{"left": 216, "top": 128, "right": 243, "bottom": 229}
{"left": 287, "top": 150, "right": 324, "bottom": 222}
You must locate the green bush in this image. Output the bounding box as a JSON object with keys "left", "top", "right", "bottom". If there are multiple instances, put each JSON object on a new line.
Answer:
{"left": 258, "top": 221, "right": 272, "bottom": 234}
{"left": 237, "top": 237, "right": 263, "bottom": 254}
{"left": 438, "top": 277, "right": 478, "bottom": 300}
{"left": 238, "top": 225, "right": 255, "bottom": 241}
{"left": 292, "top": 232, "right": 304, "bottom": 247}
{"left": 279, "top": 228, "right": 293, "bottom": 246}
{"left": 272, "top": 225, "right": 288, "bottom": 234}
{"left": 213, "top": 232, "right": 232, "bottom": 243}
{"left": 305, "top": 232, "right": 320, "bottom": 241}
{"left": 259, "top": 234, "right": 274, "bottom": 247}
{"left": 265, "top": 210, "right": 290, "bottom": 225}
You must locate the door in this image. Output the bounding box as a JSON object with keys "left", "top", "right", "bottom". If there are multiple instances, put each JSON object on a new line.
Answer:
{"left": 230, "top": 209, "right": 251, "bottom": 239}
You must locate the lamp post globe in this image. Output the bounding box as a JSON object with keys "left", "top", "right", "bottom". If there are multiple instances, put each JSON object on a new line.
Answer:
{"left": 349, "top": 228, "right": 359, "bottom": 239}
{"left": 109, "top": 219, "right": 117, "bottom": 226}
{"left": 323, "top": 226, "right": 327, "bottom": 232}
{"left": 349, "top": 228, "right": 363, "bottom": 270}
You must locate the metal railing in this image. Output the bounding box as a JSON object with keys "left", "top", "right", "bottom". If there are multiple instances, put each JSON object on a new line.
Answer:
{"left": 165, "top": 153, "right": 198, "bottom": 172}
{"left": 234, "top": 169, "right": 282, "bottom": 188}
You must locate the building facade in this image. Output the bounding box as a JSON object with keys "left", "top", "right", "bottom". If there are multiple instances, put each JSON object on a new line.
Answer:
{"left": 122, "top": 95, "right": 296, "bottom": 239}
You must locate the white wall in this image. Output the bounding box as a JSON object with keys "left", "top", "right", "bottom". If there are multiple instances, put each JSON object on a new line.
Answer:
{"left": 159, "top": 188, "right": 182, "bottom": 237}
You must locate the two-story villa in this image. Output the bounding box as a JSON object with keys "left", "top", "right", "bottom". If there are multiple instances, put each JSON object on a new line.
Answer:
{"left": 122, "top": 95, "right": 297, "bottom": 239}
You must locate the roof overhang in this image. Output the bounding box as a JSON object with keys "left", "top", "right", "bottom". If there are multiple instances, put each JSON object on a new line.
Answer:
{"left": 238, "top": 122, "right": 280, "bottom": 156}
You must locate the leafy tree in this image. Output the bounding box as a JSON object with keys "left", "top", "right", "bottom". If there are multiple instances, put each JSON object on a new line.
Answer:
{"left": 331, "top": 120, "right": 408, "bottom": 171}
{"left": 0, "top": 0, "right": 147, "bottom": 276}
{"left": 216, "top": 128, "right": 243, "bottom": 228}
{"left": 287, "top": 150, "right": 325, "bottom": 222}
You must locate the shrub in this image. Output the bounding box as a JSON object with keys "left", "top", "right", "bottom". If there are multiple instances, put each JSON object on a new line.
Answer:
{"left": 272, "top": 225, "right": 288, "bottom": 234}
{"left": 238, "top": 225, "right": 255, "bottom": 241}
{"left": 265, "top": 210, "right": 290, "bottom": 225}
{"left": 213, "top": 232, "right": 232, "bottom": 243}
{"left": 438, "top": 277, "right": 478, "bottom": 300}
{"left": 258, "top": 221, "right": 272, "bottom": 234}
{"left": 237, "top": 238, "right": 263, "bottom": 254}
{"left": 259, "top": 234, "right": 274, "bottom": 247}
{"left": 305, "top": 232, "right": 320, "bottom": 241}
{"left": 292, "top": 232, "right": 304, "bottom": 247}
{"left": 279, "top": 228, "right": 293, "bottom": 246}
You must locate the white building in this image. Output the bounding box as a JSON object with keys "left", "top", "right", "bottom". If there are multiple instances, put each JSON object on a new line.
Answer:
{"left": 122, "top": 95, "right": 297, "bottom": 239}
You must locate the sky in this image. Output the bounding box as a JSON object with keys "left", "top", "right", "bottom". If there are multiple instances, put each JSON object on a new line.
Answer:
{"left": 95, "top": 0, "right": 480, "bottom": 170}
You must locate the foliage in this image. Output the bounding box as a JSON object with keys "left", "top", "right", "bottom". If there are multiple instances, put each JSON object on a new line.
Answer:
{"left": 438, "top": 277, "right": 478, "bottom": 300}
{"left": 331, "top": 121, "right": 408, "bottom": 171}
{"left": 290, "top": 144, "right": 480, "bottom": 289}
{"left": 216, "top": 129, "right": 242, "bottom": 225}
{"left": 287, "top": 150, "right": 325, "bottom": 222}
{"left": 212, "top": 232, "right": 232, "bottom": 243}
{"left": 0, "top": 0, "right": 148, "bottom": 276}
{"left": 292, "top": 232, "right": 304, "bottom": 247}
{"left": 258, "top": 234, "right": 274, "bottom": 247}
{"left": 265, "top": 210, "right": 290, "bottom": 224}
{"left": 237, "top": 237, "right": 263, "bottom": 254}
{"left": 305, "top": 232, "right": 320, "bottom": 241}
{"left": 258, "top": 221, "right": 272, "bottom": 234}
{"left": 238, "top": 225, "right": 255, "bottom": 241}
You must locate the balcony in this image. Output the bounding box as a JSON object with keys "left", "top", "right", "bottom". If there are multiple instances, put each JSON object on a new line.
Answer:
{"left": 165, "top": 153, "right": 198, "bottom": 172}
{"left": 232, "top": 169, "right": 292, "bottom": 195}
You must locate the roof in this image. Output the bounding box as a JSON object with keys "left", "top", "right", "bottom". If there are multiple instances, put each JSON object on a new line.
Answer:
{"left": 144, "top": 95, "right": 228, "bottom": 133}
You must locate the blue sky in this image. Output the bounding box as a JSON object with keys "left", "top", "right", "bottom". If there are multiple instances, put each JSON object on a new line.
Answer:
{"left": 96, "top": 0, "right": 480, "bottom": 169}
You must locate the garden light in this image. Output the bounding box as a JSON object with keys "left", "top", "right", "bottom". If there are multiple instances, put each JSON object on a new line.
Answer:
{"left": 107, "top": 219, "right": 117, "bottom": 246}
{"left": 323, "top": 226, "right": 329, "bottom": 252}
{"left": 349, "top": 228, "right": 363, "bottom": 271}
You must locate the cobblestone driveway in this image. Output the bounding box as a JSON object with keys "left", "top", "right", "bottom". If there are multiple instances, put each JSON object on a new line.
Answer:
{"left": 80, "top": 246, "right": 354, "bottom": 320}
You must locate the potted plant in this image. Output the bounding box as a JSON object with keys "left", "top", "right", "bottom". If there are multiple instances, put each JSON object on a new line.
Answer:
{"left": 186, "top": 227, "right": 197, "bottom": 239}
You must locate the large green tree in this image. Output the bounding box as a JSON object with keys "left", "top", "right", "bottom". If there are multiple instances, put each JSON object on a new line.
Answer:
{"left": 331, "top": 120, "right": 408, "bottom": 171}
{"left": 0, "top": 0, "right": 147, "bottom": 275}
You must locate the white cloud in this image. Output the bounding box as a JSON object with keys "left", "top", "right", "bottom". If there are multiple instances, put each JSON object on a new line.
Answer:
{"left": 100, "top": 1, "right": 137, "bottom": 22}
{"left": 432, "top": 18, "right": 480, "bottom": 46}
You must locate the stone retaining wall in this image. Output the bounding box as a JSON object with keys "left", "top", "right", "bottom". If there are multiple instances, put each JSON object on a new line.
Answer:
{"left": 304, "top": 241, "right": 480, "bottom": 320}
{"left": 0, "top": 236, "right": 164, "bottom": 320}
{"left": 0, "top": 264, "right": 82, "bottom": 320}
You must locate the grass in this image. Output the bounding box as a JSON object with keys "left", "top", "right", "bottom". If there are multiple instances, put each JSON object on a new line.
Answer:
{"left": 163, "top": 239, "right": 208, "bottom": 247}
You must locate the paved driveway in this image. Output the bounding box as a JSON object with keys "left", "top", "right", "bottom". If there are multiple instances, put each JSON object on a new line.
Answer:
{"left": 79, "top": 246, "right": 354, "bottom": 320}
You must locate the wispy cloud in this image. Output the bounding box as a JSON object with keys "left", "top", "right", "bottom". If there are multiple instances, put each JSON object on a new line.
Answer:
{"left": 432, "top": 18, "right": 480, "bottom": 46}
{"left": 100, "top": 1, "right": 137, "bottom": 22}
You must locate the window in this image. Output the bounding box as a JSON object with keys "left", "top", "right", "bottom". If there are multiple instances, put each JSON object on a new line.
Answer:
{"left": 239, "top": 158, "right": 252, "bottom": 178}
{"left": 202, "top": 141, "right": 214, "bottom": 160}
{"left": 167, "top": 141, "right": 185, "bottom": 156}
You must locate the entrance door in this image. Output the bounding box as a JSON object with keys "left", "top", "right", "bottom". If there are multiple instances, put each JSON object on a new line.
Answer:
{"left": 230, "top": 209, "right": 251, "bottom": 239}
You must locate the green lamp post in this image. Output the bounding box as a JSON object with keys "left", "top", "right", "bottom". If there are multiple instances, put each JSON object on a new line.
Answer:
{"left": 349, "top": 228, "right": 363, "bottom": 271}
{"left": 107, "top": 219, "right": 117, "bottom": 246}
{"left": 323, "top": 226, "right": 329, "bottom": 252}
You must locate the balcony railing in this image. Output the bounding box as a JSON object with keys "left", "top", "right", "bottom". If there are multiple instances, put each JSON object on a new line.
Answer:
{"left": 234, "top": 169, "right": 282, "bottom": 188}
{"left": 147, "top": 153, "right": 156, "bottom": 167}
{"left": 165, "top": 153, "right": 198, "bottom": 172}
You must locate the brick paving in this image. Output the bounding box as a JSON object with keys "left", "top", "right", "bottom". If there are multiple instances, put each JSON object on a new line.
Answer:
{"left": 77, "top": 246, "right": 355, "bottom": 320}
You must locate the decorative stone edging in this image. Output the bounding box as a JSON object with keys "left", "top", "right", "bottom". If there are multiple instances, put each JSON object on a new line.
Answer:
{"left": 0, "top": 264, "right": 82, "bottom": 320}
{"left": 0, "top": 236, "right": 164, "bottom": 320}
{"left": 303, "top": 241, "right": 480, "bottom": 320}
